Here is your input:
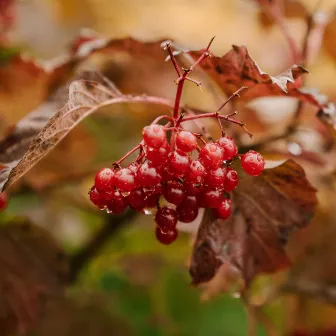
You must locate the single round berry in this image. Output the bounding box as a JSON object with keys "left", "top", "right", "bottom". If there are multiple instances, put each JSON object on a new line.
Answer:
{"left": 144, "top": 193, "right": 160, "bottom": 208}
{"left": 136, "top": 161, "right": 162, "bottom": 186}
{"left": 224, "top": 168, "right": 239, "bottom": 191}
{"left": 142, "top": 124, "right": 166, "bottom": 148}
{"left": 163, "top": 180, "right": 185, "bottom": 206}
{"left": 175, "top": 131, "right": 198, "bottom": 152}
{"left": 113, "top": 168, "right": 136, "bottom": 192}
{"left": 155, "top": 226, "right": 178, "bottom": 245}
{"left": 205, "top": 167, "right": 226, "bottom": 188}
{"left": 177, "top": 206, "right": 198, "bottom": 223}
{"left": 160, "top": 165, "right": 175, "bottom": 181}
{"left": 143, "top": 181, "right": 163, "bottom": 196}
{"left": 177, "top": 196, "right": 199, "bottom": 223}
{"left": 126, "top": 188, "right": 146, "bottom": 211}
{"left": 199, "top": 143, "right": 224, "bottom": 169}
{"left": 241, "top": 150, "right": 265, "bottom": 176}
{"left": 187, "top": 160, "right": 206, "bottom": 183}
{"left": 201, "top": 189, "right": 222, "bottom": 208}
{"left": 94, "top": 168, "right": 114, "bottom": 192}
{"left": 214, "top": 198, "right": 232, "bottom": 219}
{"left": 146, "top": 146, "right": 170, "bottom": 167}
{"left": 107, "top": 190, "right": 127, "bottom": 214}
{"left": 217, "top": 136, "right": 238, "bottom": 160}
{"left": 89, "top": 186, "right": 105, "bottom": 206}
{"left": 155, "top": 206, "right": 178, "bottom": 232}
{"left": 0, "top": 193, "right": 8, "bottom": 211}
{"left": 184, "top": 182, "right": 203, "bottom": 196}
{"left": 169, "top": 150, "right": 191, "bottom": 175}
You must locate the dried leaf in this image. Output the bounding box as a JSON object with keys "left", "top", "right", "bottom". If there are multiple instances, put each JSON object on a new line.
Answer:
{"left": 190, "top": 159, "right": 317, "bottom": 286}
{"left": 0, "top": 219, "right": 68, "bottom": 335}
{"left": 0, "top": 78, "right": 173, "bottom": 192}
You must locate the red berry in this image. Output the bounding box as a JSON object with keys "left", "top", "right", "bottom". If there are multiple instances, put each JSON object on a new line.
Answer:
{"left": 201, "top": 189, "right": 222, "bottom": 208}
{"left": 126, "top": 188, "right": 146, "bottom": 210}
{"left": 217, "top": 136, "right": 238, "bottom": 160}
{"left": 113, "top": 168, "right": 136, "bottom": 192}
{"left": 160, "top": 165, "right": 175, "bottom": 181}
{"left": 144, "top": 193, "right": 160, "bottom": 208}
{"left": 214, "top": 198, "right": 232, "bottom": 219}
{"left": 169, "top": 150, "right": 191, "bottom": 175}
{"left": 146, "top": 146, "right": 170, "bottom": 167}
{"left": 142, "top": 124, "right": 166, "bottom": 148}
{"left": 94, "top": 168, "right": 114, "bottom": 192}
{"left": 187, "top": 160, "right": 206, "bottom": 183}
{"left": 155, "top": 206, "right": 178, "bottom": 232}
{"left": 205, "top": 167, "right": 226, "bottom": 188}
{"left": 184, "top": 182, "right": 203, "bottom": 196}
{"left": 143, "top": 181, "right": 163, "bottom": 196}
{"left": 136, "top": 162, "right": 162, "bottom": 186}
{"left": 224, "top": 168, "right": 239, "bottom": 191}
{"left": 0, "top": 193, "right": 8, "bottom": 211}
{"left": 128, "top": 162, "right": 139, "bottom": 174}
{"left": 155, "top": 226, "right": 178, "bottom": 245}
{"left": 163, "top": 180, "right": 185, "bottom": 206}
{"left": 107, "top": 190, "right": 127, "bottom": 214}
{"left": 199, "top": 143, "right": 224, "bottom": 169}
{"left": 177, "top": 196, "right": 199, "bottom": 223}
{"left": 241, "top": 150, "right": 265, "bottom": 176}
{"left": 175, "top": 131, "right": 198, "bottom": 152}
{"left": 89, "top": 187, "right": 105, "bottom": 206}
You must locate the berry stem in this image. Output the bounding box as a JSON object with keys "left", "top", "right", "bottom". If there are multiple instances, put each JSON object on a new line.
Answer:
{"left": 180, "top": 112, "right": 253, "bottom": 137}
{"left": 115, "top": 144, "right": 142, "bottom": 166}
{"left": 165, "top": 37, "right": 215, "bottom": 121}
{"left": 216, "top": 86, "right": 248, "bottom": 113}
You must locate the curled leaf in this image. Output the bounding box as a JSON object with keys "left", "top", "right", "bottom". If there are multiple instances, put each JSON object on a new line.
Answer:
{"left": 190, "top": 159, "right": 317, "bottom": 286}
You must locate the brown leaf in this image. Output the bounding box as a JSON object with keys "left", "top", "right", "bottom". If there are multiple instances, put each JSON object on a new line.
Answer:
{"left": 190, "top": 159, "right": 317, "bottom": 286}
{"left": 0, "top": 219, "right": 68, "bottom": 335}
{"left": 0, "top": 78, "right": 175, "bottom": 192}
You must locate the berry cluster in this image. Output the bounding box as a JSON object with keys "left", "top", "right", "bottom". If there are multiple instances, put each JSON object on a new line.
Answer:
{"left": 89, "top": 124, "right": 265, "bottom": 244}
{"left": 88, "top": 38, "right": 265, "bottom": 245}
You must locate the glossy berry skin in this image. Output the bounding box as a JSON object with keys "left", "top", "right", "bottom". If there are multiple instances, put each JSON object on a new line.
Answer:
{"left": 89, "top": 187, "right": 105, "bottom": 206}
{"left": 142, "top": 124, "right": 166, "bottom": 148}
{"left": 177, "top": 196, "right": 199, "bottom": 223}
{"left": 169, "top": 150, "right": 191, "bottom": 175}
{"left": 199, "top": 143, "right": 224, "bottom": 169}
{"left": 187, "top": 160, "right": 206, "bottom": 183}
{"left": 94, "top": 168, "right": 114, "bottom": 192}
{"left": 0, "top": 193, "right": 8, "bottom": 211}
{"left": 175, "top": 131, "right": 198, "bottom": 153}
{"left": 201, "top": 189, "right": 222, "bottom": 208}
{"left": 224, "top": 168, "right": 239, "bottom": 191}
{"left": 143, "top": 181, "right": 163, "bottom": 196}
{"left": 155, "top": 206, "right": 178, "bottom": 232}
{"left": 144, "top": 193, "right": 160, "bottom": 208}
{"left": 155, "top": 226, "right": 178, "bottom": 245}
{"left": 146, "top": 146, "right": 170, "bottom": 167}
{"left": 107, "top": 190, "right": 127, "bottom": 214}
{"left": 160, "top": 165, "right": 175, "bottom": 181}
{"left": 126, "top": 188, "right": 146, "bottom": 210}
{"left": 215, "top": 199, "right": 232, "bottom": 219}
{"left": 217, "top": 136, "right": 238, "bottom": 161}
{"left": 113, "top": 168, "right": 136, "bottom": 192}
{"left": 206, "top": 167, "right": 226, "bottom": 188}
{"left": 163, "top": 181, "right": 185, "bottom": 206}
{"left": 184, "top": 182, "right": 203, "bottom": 196}
{"left": 136, "top": 162, "right": 162, "bottom": 186}
{"left": 241, "top": 150, "right": 265, "bottom": 176}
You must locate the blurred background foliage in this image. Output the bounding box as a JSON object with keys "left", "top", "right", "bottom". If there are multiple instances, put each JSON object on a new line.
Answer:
{"left": 1, "top": 0, "right": 336, "bottom": 335}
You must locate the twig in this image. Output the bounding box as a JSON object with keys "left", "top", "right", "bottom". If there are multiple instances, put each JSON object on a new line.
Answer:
{"left": 69, "top": 210, "right": 137, "bottom": 283}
